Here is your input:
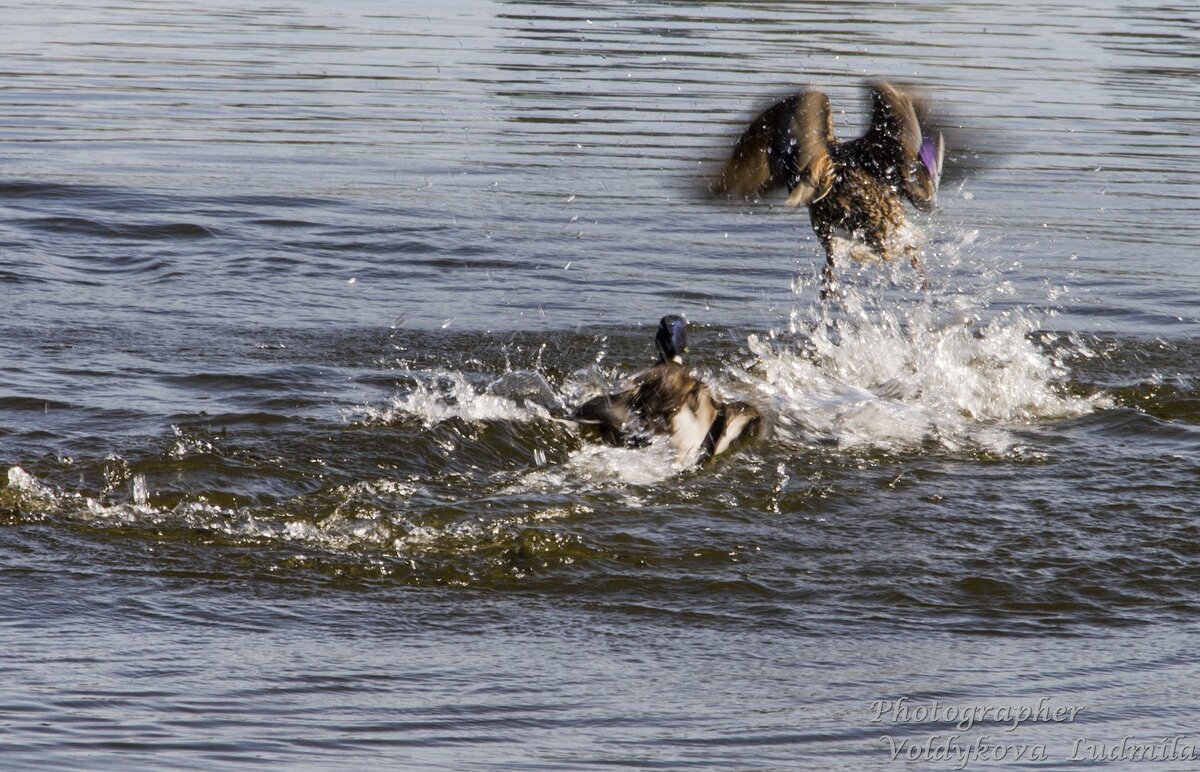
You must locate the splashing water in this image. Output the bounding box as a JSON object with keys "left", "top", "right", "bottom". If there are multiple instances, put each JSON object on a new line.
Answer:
{"left": 734, "top": 228, "right": 1105, "bottom": 455}
{"left": 0, "top": 222, "right": 1117, "bottom": 593}
{"left": 509, "top": 440, "right": 685, "bottom": 492}
{"left": 352, "top": 368, "right": 554, "bottom": 427}
{"left": 362, "top": 367, "right": 689, "bottom": 487}
{"left": 4, "top": 466, "right": 60, "bottom": 514}
{"left": 328, "top": 223, "right": 1110, "bottom": 503}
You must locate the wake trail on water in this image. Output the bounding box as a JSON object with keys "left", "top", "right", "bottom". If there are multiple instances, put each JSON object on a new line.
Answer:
{"left": 370, "top": 226, "right": 1105, "bottom": 469}
{"left": 0, "top": 224, "right": 1110, "bottom": 575}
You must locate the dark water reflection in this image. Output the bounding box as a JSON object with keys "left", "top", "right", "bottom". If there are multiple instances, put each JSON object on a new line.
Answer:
{"left": 2, "top": 0, "right": 1200, "bottom": 768}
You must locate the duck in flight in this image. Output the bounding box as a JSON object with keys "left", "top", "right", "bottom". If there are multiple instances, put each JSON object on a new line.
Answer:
{"left": 714, "top": 81, "right": 945, "bottom": 295}
{"left": 572, "top": 315, "right": 763, "bottom": 464}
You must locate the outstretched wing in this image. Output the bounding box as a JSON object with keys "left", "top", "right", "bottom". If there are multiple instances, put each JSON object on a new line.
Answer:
{"left": 573, "top": 391, "right": 636, "bottom": 446}
{"left": 860, "top": 81, "right": 944, "bottom": 212}
{"left": 713, "top": 91, "right": 836, "bottom": 207}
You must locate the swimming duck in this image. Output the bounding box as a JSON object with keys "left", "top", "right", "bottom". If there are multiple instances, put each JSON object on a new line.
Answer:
{"left": 572, "top": 315, "right": 763, "bottom": 463}
{"left": 714, "top": 81, "right": 945, "bottom": 294}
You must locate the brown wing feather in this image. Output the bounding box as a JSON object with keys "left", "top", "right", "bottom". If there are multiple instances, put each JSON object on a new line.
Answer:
{"left": 863, "top": 82, "right": 921, "bottom": 165}
{"left": 861, "top": 81, "right": 943, "bottom": 211}
{"left": 572, "top": 391, "right": 635, "bottom": 446}
{"left": 714, "top": 91, "right": 835, "bottom": 206}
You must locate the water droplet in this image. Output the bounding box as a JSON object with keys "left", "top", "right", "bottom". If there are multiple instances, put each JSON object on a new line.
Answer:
{"left": 131, "top": 475, "right": 148, "bottom": 507}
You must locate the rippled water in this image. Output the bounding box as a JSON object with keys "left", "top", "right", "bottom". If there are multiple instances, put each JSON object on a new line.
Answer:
{"left": 2, "top": 1, "right": 1199, "bottom": 768}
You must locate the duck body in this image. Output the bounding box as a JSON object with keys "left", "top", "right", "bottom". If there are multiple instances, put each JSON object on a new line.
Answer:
{"left": 807, "top": 162, "right": 908, "bottom": 262}
{"left": 572, "top": 316, "right": 762, "bottom": 463}
{"left": 715, "top": 81, "right": 945, "bottom": 293}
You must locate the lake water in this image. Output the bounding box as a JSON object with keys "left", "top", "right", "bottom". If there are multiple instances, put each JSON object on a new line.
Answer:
{"left": 2, "top": 0, "right": 1199, "bottom": 768}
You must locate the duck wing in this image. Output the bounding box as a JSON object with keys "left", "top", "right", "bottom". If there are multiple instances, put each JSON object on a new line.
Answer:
{"left": 572, "top": 390, "right": 638, "bottom": 446}
{"left": 713, "top": 91, "right": 836, "bottom": 207}
{"left": 702, "top": 401, "right": 764, "bottom": 460}
{"left": 668, "top": 381, "right": 720, "bottom": 460}
{"left": 577, "top": 363, "right": 764, "bottom": 463}
{"left": 627, "top": 363, "right": 717, "bottom": 458}
{"left": 858, "top": 81, "right": 944, "bottom": 212}
{"left": 573, "top": 363, "right": 679, "bottom": 447}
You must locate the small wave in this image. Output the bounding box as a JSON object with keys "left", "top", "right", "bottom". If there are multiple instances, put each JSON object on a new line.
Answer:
{"left": 0, "top": 396, "right": 75, "bottom": 411}
{"left": 1, "top": 464, "right": 603, "bottom": 584}
{"left": 510, "top": 440, "right": 684, "bottom": 492}
{"left": 0, "top": 180, "right": 128, "bottom": 202}
{"left": 3, "top": 466, "right": 60, "bottom": 513}
{"left": 19, "top": 216, "right": 214, "bottom": 240}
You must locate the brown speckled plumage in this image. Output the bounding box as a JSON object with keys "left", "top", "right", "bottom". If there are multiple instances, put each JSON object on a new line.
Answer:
{"left": 715, "top": 81, "right": 945, "bottom": 294}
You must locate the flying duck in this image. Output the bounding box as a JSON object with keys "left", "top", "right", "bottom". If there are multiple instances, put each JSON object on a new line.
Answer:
{"left": 714, "top": 81, "right": 945, "bottom": 294}
{"left": 572, "top": 315, "right": 763, "bottom": 463}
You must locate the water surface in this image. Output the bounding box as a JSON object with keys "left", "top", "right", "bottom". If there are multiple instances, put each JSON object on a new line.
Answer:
{"left": 2, "top": 0, "right": 1199, "bottom": 768}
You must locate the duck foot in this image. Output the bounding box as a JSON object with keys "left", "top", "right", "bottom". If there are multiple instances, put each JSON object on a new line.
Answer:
{"left": 909, "top": 252, "right": 929, "bottom": 291}
{"left": 820, "top": 257, "right": 839, "bottom": 300}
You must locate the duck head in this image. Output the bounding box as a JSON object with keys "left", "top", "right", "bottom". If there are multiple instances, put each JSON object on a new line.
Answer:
{"left": 655, "top": 315, "right": 687, "bottom": 364}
